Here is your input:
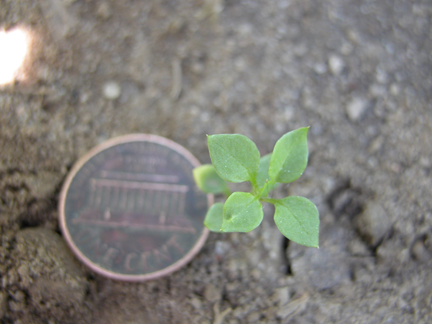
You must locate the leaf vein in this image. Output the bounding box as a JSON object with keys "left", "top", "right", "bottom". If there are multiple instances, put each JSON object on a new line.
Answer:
{"left": 213, "top": 141, "right": 253, "bottom": 180}
{"left": 280, "top": 204, "right": 309, "bottom": 235}
{"left": 274, "top": 137, "right": 299, "bottom": 176}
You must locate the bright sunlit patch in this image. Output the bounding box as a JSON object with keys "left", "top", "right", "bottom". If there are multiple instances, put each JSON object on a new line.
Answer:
{"left": 0, "top": 27, "right": 30, "bottom": 86}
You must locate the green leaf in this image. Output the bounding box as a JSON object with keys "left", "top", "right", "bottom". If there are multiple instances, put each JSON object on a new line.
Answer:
{"left": 207, "top": 134, "right": 260, "bottom": 183}
{"left": 221, "top": 192, "right": 263, "bottom": 232}
{"left": 256, "top": 154, "right": 272, "bottom": 187}
{"left": 204, "top": 203, "right": 224, "bottom": 232}
{"left": 256, "top": 154, "right": 279, "bottom": 197}
{"left": 193, "top": 164, "right": 230, "bottom": 195}
{"left": 274, "top": 196, "right": 319, "bottom": 248}
{"left": 269, "top": 127, "right": 309, "bottom": 183}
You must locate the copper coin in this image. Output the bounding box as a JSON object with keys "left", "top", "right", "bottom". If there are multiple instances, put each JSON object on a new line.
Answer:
{"left": 59, "top": 134, "right": 211, "bottom": 281}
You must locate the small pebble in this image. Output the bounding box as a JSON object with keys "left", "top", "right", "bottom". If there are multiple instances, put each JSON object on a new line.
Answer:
{"left": 340, "top": 42, "right": 353, "bottom": 55}
{"left": 412, "top": 240, "right": 430, "bottom": 262}
{"left": 190, "top": 296, "right": 202, "bottom": 309}
{"left": 250, "top": 268, "right": 261, "bottom": 280}
{"left": 103, "top": 81, "right": 121, "bottom": 100}
{"left": 390, "top": 83, "right": 400, "bottom": 96}
{"left": 346, "top": 98, "right": 367, "bottom": 121}
{"left": 246, "top": 311, "right": 260, "bottom": 323}
{"left": 313, "top": 63, "right": 327, "bottom": 74}
{"left": 274, "top": 287, "right": 290, "bottom": 305}
{"left": 376, "top": 69, "right": 388, "bottom": 84}
{"left": 368, "top": 136, "right": 384, "bottom": 154}
{"left": 97, "top": 3, "right": 112, "bottom": 20}
{"left": 328, "top": 55, "right": 344, "bottom": 75}
{"left": 214, "top": 241, "right": 230, "bottom": 258}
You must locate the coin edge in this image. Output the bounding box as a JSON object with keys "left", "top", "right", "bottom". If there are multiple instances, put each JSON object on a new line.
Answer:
{"left": 58, "top": 134, "right": 212, "bottom": 281}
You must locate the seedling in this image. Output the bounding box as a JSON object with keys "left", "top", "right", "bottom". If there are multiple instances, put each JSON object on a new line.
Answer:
{"left": 193, "top": 127, "right": 319, "bottom": 248}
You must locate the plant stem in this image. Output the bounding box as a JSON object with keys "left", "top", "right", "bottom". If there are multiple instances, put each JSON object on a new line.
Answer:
{"left": 261, "top": 198, "right": 278, "bottom": 205}
{"left": 250, "top": 176, "right": 259, "bottom": 193}
{"left": 223, "top": 187, "right": 232, "bottom": 198}
{"left": 256, "top": 183, "right": 268, "bottom": 199}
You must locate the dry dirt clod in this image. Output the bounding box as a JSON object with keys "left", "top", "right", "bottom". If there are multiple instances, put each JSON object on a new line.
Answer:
{"left": 170, "top": 58, "right": 182, "bottom": 101}
{"left": 411, "top": 239, "right": 431, "bottom": 262}
{"left": 7, "top": 228, "right": 88, "bottom": 321}
{"left": 355, "top": 202, "right": 393, "bottom": 247}
{"left": 276, "top": 293, "right": 309, "bottom": 320}
{"left": 0, "top": 291, "right": 7, "bottom": 319}
{"left": 204, "top": 283, "right": 221, "bottom": 303}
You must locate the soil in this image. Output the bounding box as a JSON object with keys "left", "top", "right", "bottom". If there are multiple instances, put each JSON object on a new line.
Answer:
{"left": 1, "top": 0, "right": 432, "bottom": 323}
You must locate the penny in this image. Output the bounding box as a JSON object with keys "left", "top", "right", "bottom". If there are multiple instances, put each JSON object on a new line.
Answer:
{"left": 59, "top": 134, "right": 211, "bottom": 281}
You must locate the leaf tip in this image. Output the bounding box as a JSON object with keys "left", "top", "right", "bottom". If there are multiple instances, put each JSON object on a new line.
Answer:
{"left": 310, "top": 236, "right": 319, "bottom": 248}
{"left": 311, "top": 241, "right": 319, "bottom": 248}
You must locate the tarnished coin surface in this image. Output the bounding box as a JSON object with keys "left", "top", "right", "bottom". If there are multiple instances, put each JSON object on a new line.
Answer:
{"left": 59, "top": 134, "right": 211, "bottom": 281}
